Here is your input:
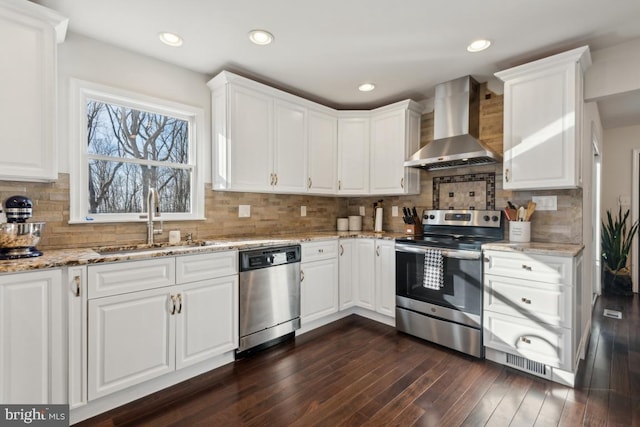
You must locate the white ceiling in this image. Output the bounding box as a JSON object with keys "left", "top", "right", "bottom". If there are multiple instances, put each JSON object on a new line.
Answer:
{"left": 33, "top": 0, "right": 640, "bottom": 128}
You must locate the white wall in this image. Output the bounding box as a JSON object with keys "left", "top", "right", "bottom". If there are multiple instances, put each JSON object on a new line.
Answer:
{"left": 56, "top": 32, "right": 212, "bottom": 178}
{"left": 601, "top": 124, "right": 640, "bottom": 216}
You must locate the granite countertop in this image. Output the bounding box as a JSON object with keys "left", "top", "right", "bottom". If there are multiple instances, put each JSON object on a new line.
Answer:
{"left": 482, "top": 241, "right": 584, "bottom": 257}
{"left": 0, "top": 231, "right": 404, "bottom": 274}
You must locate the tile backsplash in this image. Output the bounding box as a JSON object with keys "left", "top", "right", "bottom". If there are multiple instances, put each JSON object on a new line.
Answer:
{"left": 432, "top": 172, "right": 496, "bottom": 210}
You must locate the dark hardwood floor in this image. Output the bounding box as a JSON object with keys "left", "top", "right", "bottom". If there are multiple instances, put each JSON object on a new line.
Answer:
{"left": 77, "top": 293, "right": 640, "bottom": 426}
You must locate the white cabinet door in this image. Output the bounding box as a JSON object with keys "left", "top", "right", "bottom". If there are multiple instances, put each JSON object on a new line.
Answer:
{"left": 338, "top": 239, "right": 356, "bottom": 310}
{"left": 0, "top": 269, "right": 62, "bottom": 404}
{"left": 375, "top": 240, "right": 396, "bottom": 318}
{"left": 370, "top": 102, "right": 421, "bottom": 195}
{"left": 337, "top": 115, "right": 370, "bottom": 194}
{"left": 301, "top": 258, "right": 339, "bottom": 324}
{"left": 0, "top": 2, "right": 65, "bottom": 182}
{"left": 227, "top": 83, "right": 273, "bottom": 192}
{"left": 67, "top": 266, "right": 87, "bottom": 410}
{"left": 88, "top": 287, "right": 175, "bottom": 400}
{"left": 497, "top": 46, "right": 590, "bottom": 190}
{"left": 355, "top": 239, "right": 375, "bottom": 310}
{"left": 273, "top": 98, "right": 307, "bottom": 193}
{"left": 308, "top": 109, "right": 338, "bottom": 193}
{"left": 175, "top": 276, "right": 238, "bottom": 369}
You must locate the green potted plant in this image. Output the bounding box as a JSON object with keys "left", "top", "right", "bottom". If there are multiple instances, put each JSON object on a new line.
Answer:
{"left": 601, "top": 206, "right": 639, "bottom": 295}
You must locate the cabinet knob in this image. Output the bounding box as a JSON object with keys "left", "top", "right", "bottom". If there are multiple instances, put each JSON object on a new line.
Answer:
{"left": 74, "top": 275, "right": 81, "bottom": 297}
{"left": 521, "top": 297, "right": 532, "bottom": 304}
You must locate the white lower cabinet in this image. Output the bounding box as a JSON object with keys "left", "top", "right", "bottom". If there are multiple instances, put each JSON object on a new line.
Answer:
{"left": 0, "top": 269, "right": 64, "bottom": 404}
{"left": 374, "top": 240, "right": 396, "bottom": 317}
{"left": 338, "top": 238, "right": 396, "bottom": 318}
{"left": 301, "top": 240, "right": 339, "bottom": 324}
{"left": 87, "top": 251, "right": 238, "bottom": 401}
{"left": 483, "top": 248, "right": 585, "bottom": 386}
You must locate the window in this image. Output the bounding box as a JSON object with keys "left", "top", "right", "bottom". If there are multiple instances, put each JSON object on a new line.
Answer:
{"left": 69, "top": 79, "right": 205, "bottom": 223}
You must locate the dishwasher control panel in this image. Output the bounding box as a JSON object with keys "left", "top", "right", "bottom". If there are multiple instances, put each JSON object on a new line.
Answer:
{"left": 240, "top": 244, "right": 301, "bottom": 271}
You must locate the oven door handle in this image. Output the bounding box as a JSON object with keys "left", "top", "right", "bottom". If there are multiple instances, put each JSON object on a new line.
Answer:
{"left": 395, "top": 243, "right": 482, "bottom": 260}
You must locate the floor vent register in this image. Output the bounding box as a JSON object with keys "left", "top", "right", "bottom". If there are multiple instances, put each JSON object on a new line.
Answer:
{"left": 603, "top": 308, "right": 622, "bottom": 319}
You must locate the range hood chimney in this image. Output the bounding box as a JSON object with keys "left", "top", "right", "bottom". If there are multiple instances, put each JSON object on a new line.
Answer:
{"left": 404, "top": 75, "right": 501, "bottom": 170}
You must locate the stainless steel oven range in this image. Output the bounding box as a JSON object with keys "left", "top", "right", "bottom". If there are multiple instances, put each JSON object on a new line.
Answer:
{"left": 395, "top": 209, "right": 503, "bottom": 358}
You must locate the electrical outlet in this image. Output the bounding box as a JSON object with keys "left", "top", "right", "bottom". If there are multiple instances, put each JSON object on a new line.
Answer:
{"left": 300, "top": 206, "right": 307, "bottom": 217}
{"left": 392, "top": 206, "right": 399, "bottom": 217}
{"left": 359, "top": 206, "right": 365, "bottom": 216}
{"left": 531, "top": 196, "right": 557, "bottom": 211}
{"left": 238, "top": 205, "right": 251, "bottom": 217}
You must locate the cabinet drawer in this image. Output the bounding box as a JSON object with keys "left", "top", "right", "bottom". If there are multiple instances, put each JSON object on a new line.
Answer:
{"left": 88, "top": 258, "right": 175, "bottom": 299}
{"left": 483, "top": 250, "right": 572, "bottom": 284}
{"left": 302, "top": 240, "right": 339, "bottom": 262}
{"left": 484, "top": 311, "right": 572, "bottom": 370}
{"left": 176, "top": 251, "right": 238, "bottom": 283}
{"left": 484, "top": 274, "right": 572, "bottom": 328}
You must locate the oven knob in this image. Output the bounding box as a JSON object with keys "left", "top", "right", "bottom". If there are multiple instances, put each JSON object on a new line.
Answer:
{"left": 429, "top": 214, "right": 435, "bottom": 220}
{"left": 483, "top": 215, "right": 490, "bottom": 222}
{"left": 492, "top": 215, "right": 499, "bottom": 222}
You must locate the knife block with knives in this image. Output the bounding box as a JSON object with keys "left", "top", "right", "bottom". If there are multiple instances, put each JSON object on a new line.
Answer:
{"left": 403, "top": 206, "right": 422, "bottom": 236}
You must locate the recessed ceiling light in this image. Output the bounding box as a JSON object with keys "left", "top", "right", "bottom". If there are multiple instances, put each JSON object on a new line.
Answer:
{"left": 158, "top": 32, "right": 183, "bottom": 47}
{"left": 467, "top": 39, "right": 491, "bottom": 52}
{"left": 249, "top": 29, "right": 274, "bottom": 45}
{"left": 358, "top": 83, "right": 376, "bottom": 92}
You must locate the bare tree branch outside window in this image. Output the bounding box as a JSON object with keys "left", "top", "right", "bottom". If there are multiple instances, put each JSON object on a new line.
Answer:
{"left": 86, "top": 100, "right": 192, "bottom": 215}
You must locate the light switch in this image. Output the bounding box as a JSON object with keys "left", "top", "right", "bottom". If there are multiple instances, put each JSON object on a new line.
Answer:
{"left": 531, "top": 196, "right": 557, "bottom": 211}
{"left": 359, "top": 206, "right": 365, "bottom": 216}
{"left": 392, "top": 206, "right": 399, "bottom": 217}
{"left": 301, "top": 206, "right": 307, "bottom": 217}
{"left": 238, "top": 205, "right": 251, "bottom": 217}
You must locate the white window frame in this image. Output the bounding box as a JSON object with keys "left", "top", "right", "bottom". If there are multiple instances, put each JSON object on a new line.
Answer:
{"left": 69, "top": 78, "right": 205, "bottom": 223}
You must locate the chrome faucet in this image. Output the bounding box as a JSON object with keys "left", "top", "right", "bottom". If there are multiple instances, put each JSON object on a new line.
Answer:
{"left": 142, "top": 187, "right": 163, "bottom": 244}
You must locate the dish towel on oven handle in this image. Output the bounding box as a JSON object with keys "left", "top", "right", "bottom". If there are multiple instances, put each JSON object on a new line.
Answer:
{"left": 423, "top": 248, "right": 444, "bottom": 290}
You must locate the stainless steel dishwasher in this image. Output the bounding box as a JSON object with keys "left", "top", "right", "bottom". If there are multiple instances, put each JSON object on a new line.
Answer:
{"left": 237, "top": 244, "right": 301, "bottom": 355}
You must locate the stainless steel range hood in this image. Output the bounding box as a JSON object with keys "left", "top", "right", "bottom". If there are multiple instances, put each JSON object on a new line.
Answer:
{"left": 404, "top": 76, "right": 501, "bottom": 170}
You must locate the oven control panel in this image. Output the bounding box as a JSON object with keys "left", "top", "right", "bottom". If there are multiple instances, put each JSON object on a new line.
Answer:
{"left": 422, "top": 209, "right": 502, "bottom": 227}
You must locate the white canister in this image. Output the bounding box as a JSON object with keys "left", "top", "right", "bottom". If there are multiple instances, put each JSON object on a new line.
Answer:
{"left": 509, "top": 221, "right": 531, "bottom": 243}
{"left": 348, "top": 215, "right": 362, "bottom": 231}
{"left": 337, "top": 218, "right": 348, "bottom": 231}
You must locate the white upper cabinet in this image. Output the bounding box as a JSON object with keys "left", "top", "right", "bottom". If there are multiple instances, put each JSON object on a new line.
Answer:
{"left": 208, "top": 71, "right": 421, "bottom": 196}
{"left": 370, "top": 101, "right": 422, "bottom": 195}
{"left": 307, "top": 108, "right": 338, "bottom": 193}
{"left": 273, "top": 98, "right": 308, "bottom": 193}
{"left": 496, "top": 46, "right": 591, "bottom": 190}
{"left": 0, "top": 1, "right": 67, "bottom": 182}
{"left": 337, "top": 113, "right": 370, "bottom": 194}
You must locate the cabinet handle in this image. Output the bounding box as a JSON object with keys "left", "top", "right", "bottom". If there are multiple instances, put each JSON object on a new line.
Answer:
{"left": 521, "top": 297, "right": 532, "bottom": 304}
{"left": 269, "top": 173, "right": 274, "bottom": 185}
{"left": 400, "top": 177, "right": 404, "bottom": 189}
{"left": 300, "top": 270, "right": 305, "bottom": 282}
{"left": 505, "top": 169, "right": 510, "bottom": 183}
{"left": 520, "top": 337, "right": 531, "bottom": 344}
{"left": 521, "top": 264, "right": 532, "bottom": 271}
{"left": 170, "top": 295, "right": 177, "bottom": 315}
{"left": 340, "top": 244, "right": 344, "bottom": 256}
{"left": 376, "top": 246, "right": 380, "bottom": 256}
{"left": 74, "top": 275, "right": 81, "bottom": 297}
{"left": 274, "top": 174, "right": 278, "bottom": 186}
{"left": 338, "top": 180, "right": 342, "bottom": 190}
{"left": 308, "top": 177, "right": 312, "bottom": 189}
{"left": 177, "top": 293, "right": 183, "bottom": 314}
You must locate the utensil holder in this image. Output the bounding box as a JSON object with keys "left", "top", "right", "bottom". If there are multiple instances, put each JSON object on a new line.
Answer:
{"left": 509, "top": 221, "right": 531, "bottom": 242}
